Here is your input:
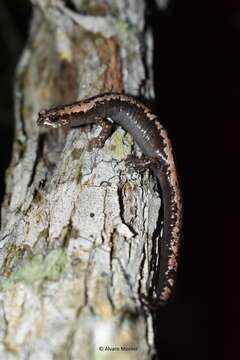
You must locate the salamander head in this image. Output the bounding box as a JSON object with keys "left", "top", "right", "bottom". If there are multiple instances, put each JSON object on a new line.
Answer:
{"left": 37, "top": 108, "right": 69, "bottom": 128}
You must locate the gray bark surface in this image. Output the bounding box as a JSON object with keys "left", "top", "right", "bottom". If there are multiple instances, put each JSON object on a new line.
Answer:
{"left": 0, "top": 0, "right": 161, "bottom": 359}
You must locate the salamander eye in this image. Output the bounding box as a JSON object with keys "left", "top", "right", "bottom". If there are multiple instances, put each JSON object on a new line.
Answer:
{"left": 49, "top": 115, "right": 58, "bottom": 122}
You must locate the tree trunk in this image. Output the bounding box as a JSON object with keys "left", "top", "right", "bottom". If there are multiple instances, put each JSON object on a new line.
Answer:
{"left": 0, "top": 0, "right": 161, "bottom": 358}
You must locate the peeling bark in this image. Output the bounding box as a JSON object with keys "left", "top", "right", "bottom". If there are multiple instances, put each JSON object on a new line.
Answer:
{"left": 0, "top": 0, "right": 161, "bottom": 358}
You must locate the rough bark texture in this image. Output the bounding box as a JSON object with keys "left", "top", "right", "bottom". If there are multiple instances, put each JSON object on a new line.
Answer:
{"left": 0, "top": 0, "right": 161, "bottom": 359}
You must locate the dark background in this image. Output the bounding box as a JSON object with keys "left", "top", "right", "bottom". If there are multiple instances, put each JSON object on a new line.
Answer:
{"left": 0, "top": 0, "right": 219, "bottom": 358}
{"left": 0, "top": 0, "right": 31, "bottom": 202}
{"left": 224, "top": 1, "right": 238, "bottom": 359}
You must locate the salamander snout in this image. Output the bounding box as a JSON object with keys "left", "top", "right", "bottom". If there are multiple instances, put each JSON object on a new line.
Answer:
{"left": 37, "top": 109, "right": 59, "bottom": 128}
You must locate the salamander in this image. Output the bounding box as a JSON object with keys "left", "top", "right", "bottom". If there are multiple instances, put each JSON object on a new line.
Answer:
{"left": 37, "top": 93, "right": 182, "bottom": 306}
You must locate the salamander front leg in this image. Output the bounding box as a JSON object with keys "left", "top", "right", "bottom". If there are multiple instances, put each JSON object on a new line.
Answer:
{"left": 89, "top": 118, "right": 113, "bottom": 150}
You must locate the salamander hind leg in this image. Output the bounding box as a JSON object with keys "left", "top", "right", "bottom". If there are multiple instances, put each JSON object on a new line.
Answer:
{"left": 125, "top": 155, "right": 162, "bottom": 174}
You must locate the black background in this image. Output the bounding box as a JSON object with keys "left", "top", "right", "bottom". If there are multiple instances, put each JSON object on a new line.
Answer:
{"left": 0, "top": 0, "right": 220, "bottom": 358}
{"left": 0, "top": 0, "right": 31, "bottom": 202}
{"left": 225, "top": 1, "right": 238, "bottom": 359}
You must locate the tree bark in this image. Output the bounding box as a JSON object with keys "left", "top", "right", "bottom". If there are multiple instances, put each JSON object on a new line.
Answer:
{"left": 0, "top": 0, "right": 161, "bottom": 358}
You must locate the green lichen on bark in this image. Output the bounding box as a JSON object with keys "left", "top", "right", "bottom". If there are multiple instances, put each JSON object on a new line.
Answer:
{"left": 1, "top": 248, "right": 67, "bottom": 290}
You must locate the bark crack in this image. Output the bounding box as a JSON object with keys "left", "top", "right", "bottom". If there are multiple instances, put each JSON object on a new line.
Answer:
{"left": 28, "top": 134, "right": 45, "bottom": 189}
